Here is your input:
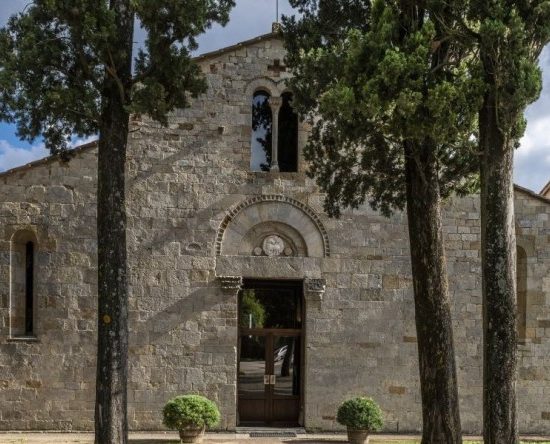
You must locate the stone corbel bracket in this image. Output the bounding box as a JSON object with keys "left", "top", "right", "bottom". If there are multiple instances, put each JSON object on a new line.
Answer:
{"left": 304, "top": 278, "right": 326, "bottom": 302}
{"left": 218, "top": 276, "right": 243, "bottom": 295}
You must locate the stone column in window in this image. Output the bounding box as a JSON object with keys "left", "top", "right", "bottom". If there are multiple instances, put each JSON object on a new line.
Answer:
{"left": 269, "top": 96, "right": 283, "bottom": 172}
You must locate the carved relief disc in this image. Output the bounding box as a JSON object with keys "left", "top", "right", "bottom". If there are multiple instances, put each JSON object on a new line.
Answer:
{"left": 262, "top": 235, "right": 285, "bottom": 257}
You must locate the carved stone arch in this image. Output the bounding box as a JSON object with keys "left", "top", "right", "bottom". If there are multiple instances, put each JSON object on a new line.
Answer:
{"left": 245, "top": 77, "right": 286, "bottom": 98}
{"left": 215, "top": 195, "right": 330, "bottom": 257}
{"left": 10, "top": 228, "right": 38, "bottom": 245}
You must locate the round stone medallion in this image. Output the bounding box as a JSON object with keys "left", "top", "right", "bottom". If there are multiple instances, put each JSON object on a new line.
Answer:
{"left": 262, "top": 235, "right": 285, "bottom": 257}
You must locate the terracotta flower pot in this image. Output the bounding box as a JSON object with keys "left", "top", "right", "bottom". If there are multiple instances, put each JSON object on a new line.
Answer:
{"left": 346, "top": 428, "right": 369, "bottom": 444}
{"left": 179, "top": 425, "right": 206, "bottom": 443}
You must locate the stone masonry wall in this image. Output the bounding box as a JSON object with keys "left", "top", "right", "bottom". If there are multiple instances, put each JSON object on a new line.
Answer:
{"left": 0, "top": 148, "right": 98, "bottom": 430}
{"left": 0, "top": 34, "right": 549, "bottom": 434}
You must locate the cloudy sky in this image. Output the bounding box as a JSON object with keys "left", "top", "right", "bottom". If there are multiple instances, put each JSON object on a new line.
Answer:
{"left": 0, "top": 1, "right": 549, "bottom": 192}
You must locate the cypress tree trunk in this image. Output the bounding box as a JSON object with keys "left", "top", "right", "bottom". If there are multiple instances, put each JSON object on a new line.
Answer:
{"left": 94, "top": 1, "right": 134, "bottom": 443}
{"left": 479, "top": 91, "right": 518, "bottom": 444}
{"left": 404, "top": 142, "right": 462, "bottom": 444}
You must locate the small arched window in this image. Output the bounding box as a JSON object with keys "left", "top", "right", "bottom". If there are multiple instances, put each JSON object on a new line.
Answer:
{"left": 278, "top": 92, "right": 299, "bottom": 172}
{"left": 517, "top": 245, "right": 527, "bottom": 342}
{"left": 10, "top": 230, "right": 37, "bottom": 337}
{"left": 251, "top": 90, "right": 272, "bottom": 172}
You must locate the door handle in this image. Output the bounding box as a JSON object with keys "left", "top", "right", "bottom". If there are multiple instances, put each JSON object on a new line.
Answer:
{"left": 264, "top": 375, "right": 276, "bottom": 385}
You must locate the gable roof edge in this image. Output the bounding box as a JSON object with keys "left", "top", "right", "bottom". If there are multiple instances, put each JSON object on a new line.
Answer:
{"left": 514, "top": 184, "right": 550, "bottom": 205}
{"left": 193, "top": 32, "right": 281, "bottom": 63}
{"left": 0, "top": 140, "right": 97, "bottom": 180}
{"left": 0, "top": 33, "right": 283, "bottom": 181}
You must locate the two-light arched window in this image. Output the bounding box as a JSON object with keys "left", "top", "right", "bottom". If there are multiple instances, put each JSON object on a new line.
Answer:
{"left": 251, "top": 90, "right": 298, "bottom": 172}
{"left": 10, "top": 230, "right": 36, "bottom": 337}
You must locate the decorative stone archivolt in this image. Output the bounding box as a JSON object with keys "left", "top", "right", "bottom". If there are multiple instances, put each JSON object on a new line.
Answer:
{"left": 215, "top": 195, "right": 330, "bottom": 257}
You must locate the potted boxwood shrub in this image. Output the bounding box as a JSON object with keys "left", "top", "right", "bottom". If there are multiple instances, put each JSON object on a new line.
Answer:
{"left": 162, "top": 394, "right": 220, "bottom": 443}
{"left": 337, "top": 397, "right": 383, "bottom": 444}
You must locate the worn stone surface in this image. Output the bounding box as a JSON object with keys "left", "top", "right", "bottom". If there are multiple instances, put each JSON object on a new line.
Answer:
{"left": 0, "top": 34, "right": 550, "bottom": 434}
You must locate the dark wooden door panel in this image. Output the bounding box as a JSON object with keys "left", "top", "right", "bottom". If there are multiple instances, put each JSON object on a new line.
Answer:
{"left": 239, "top": 399, "right": 266, "bottom": 424}
{"left": 238, "top": 335, "right": 266, "bottom": 424}
{"left": 237, "top": 280, "right": 303, "bottom": 426}
{"left": 272, "top": 398, "right": 300, "bottom": 425}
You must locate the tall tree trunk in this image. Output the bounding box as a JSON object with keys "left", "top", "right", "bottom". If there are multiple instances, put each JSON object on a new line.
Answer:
{"left": 479, "top": 91, "right": 518, "bottom": 444}
{"left": 404, "top": 142, "right": 462, "bottom": 444}
{"left": 94, "top": 1, "right": 134, "bottom": 443}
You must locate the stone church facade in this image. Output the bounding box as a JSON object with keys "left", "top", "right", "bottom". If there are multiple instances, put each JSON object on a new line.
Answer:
{"left": 1, "top": 32, "right": 550, "bottom": 434}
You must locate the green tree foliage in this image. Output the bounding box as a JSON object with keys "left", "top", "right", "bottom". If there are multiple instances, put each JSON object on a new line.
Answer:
{"left": 0, "top": 2, "right": 234, "bottom": 443}
{"left": 460, "top": 2, "right": 550, "bottom": 442}
{"left": 0, "top": 0, "right": 233, "bottom": 153}
{"left": 284, "top": 0, "right": 483, "bottom": 218}
{"left": 239, "top": 290, "right": 266, "bottom": 328}
{"left": 469, "top": 0, "right": 550, "bottom": 143}
{"left": 282, "top": 1, "right": 486, "bottom": 442}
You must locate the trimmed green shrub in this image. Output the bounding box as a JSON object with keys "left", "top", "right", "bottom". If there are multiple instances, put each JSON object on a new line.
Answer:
{"left": 162, "top": 395, "right": 220, "bottom": 430}
{"left": 336, "top": 397, "right": 383, "bottom": 431}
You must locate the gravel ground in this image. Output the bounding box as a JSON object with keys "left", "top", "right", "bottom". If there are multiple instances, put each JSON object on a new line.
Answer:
{"left": 1, "top": 432, "right": 550, "bottom": 444}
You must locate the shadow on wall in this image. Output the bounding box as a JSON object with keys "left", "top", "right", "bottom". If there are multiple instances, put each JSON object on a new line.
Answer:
{"left": 134, "top": 286, "right": 232, "bottom": 346}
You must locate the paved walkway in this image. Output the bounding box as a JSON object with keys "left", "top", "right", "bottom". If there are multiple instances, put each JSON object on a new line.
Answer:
{"left": 0, "top": 432, "right": 550, "bottom": 444}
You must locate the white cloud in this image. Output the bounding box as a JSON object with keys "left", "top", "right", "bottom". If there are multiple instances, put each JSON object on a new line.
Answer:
{"left": 0, "top": 0, "right": 29, "bottom": 26}
{"left": 517, "top": 116, "right": 550, "bottom": 158}
{"left": 0, "top": 140, "right": 49, "bottom": 172}
{"left": 70, "top": 135, "right": 98, "bottom": 148}
{"left": 0, "top": 135, "right": 97, "bottom": 173}
{"left": 515, "top": 46, "right": 550, "bottom": 193}
{"left": 515, "top": 116, "right": 550, "bottom": 192}
{"left": 194, "top": 0, "right": 296, "bottom": 54}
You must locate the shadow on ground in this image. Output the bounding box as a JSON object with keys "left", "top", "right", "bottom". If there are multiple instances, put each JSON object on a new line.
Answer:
{"left": 283, "top": 440, "right": 345, "bottom": 443}
{"left": 130, "top": 441, "right": 179, "bottom": 444}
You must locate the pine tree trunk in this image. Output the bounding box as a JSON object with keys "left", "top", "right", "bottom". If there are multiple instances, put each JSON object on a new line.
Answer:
{"left": 479, "top": 92, "right": 518, "bottom": 444}
{"left": 94, "top": 1, "right": 134, "bottom": 443}
{"left": 404, "top": 142, "right": 462, "bottom": 444}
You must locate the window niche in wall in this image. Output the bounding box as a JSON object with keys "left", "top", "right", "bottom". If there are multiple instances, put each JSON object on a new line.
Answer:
{"left": 517, "top": 245, "right": 528, "bottom": 342}
{"left": 250, "top": 90, "right": 272, "bottom": 172}
{"left": 10, "top": 230, "right": 37, "bottom": 337}
{"left": 278, "top": 92, "right": 299, "bottom": 172}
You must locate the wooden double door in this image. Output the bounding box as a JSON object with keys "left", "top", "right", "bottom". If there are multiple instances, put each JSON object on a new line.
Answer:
{"left": 237, "top": 280, "right": 303, "bottom": 426}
